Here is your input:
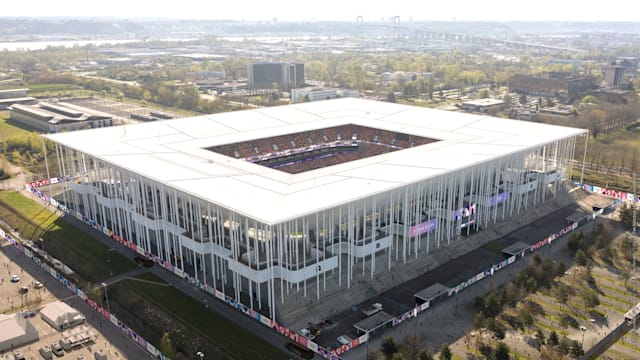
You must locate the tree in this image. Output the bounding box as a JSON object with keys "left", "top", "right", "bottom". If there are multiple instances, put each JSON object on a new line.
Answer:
{"left": 548, "top": 331, "right": 559, "bottom": 346}
{"left": 588, "top": 109, "right": 605, "bottom": 139}
{"left": 619, "top": 203, "right": 636, "bottom": 229}
{"left": 474, "top": 312, "right": 486, "bottom": 329}
{"left": 556, "top": 261, "right": 566, "bottom": 277}
{"left": 417, "top": 348, "right": 434, "bottom": 360}
{"left": 575, "top": 249, "right": 587, "bottom": 266}
{"left": 519, "top": 93, "right": 528, "bottom": 105}
{"left": 567, "top": 232, "right": 585, "bottom": 253}
{"left": 158, "top": 332, "right": 176, "bottom": 359}
{"left": 483, "top": 292, "right": 502, "bottom": 317}
{"left": 478, "top": 88, "right": 489, "bottom": 99}
{"left": 387, "top": 91, "right": 397, "bottom": 103}
{"left": 581, "top": 289, "right": 600, "bottom": 309}
{"left": 570, "top": 340, "right": 584, "bottom": 357}
{"left": 486, "top": 318, "right": 506, "bottom": 339}
{"left": 381, "top": 337, "right": 399, "bottom": 359}
{"left": 553, "top": 283, "right": 570, "bottom": 308}
{"left": 559, "top": 337, "right": 572, "bottom": 355}
{"left": 494, "top": 341, "right": 510, "bottom": 360}
{"left": 438, "top": 343, "right": 452, "bottom": 360}
{"left": 392, "top": 353, "right": 407, "bottom": 360}
{"left": 535, "top": 328, "right": 546, "bottom": 347}
{"left": 517, "top": 309, "right": 534, "bottom": 328}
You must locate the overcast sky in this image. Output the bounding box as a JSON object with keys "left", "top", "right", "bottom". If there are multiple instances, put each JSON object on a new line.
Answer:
{"left": 3, "top": 0, "right": 638, "bottom": 22}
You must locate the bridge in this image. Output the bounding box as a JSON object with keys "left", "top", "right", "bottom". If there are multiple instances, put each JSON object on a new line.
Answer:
{"left": 357, "top": 23, "right": 582, "bottom": 53}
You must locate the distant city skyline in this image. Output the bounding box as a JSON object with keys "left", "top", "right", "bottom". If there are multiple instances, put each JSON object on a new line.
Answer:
{"left": 4, "top": 0, "right": 639, "bottom": 22}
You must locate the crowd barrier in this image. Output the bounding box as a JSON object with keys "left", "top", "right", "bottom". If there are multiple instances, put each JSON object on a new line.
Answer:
{"left": 17, "top": 179, "right": 626, "bottom": 359}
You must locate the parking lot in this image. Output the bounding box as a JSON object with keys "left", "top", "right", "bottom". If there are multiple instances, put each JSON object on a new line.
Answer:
{"left": 65, "top": 97, "right": 182, "bottom": 124}
{"left": 0, "top": 241, "right": 129, "bottom": 360}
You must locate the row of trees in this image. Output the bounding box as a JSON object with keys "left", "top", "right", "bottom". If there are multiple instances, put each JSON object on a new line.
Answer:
{"left": 378, "top": 337, "right": 454, "bottom": 360}
{"left": 0, "top": 132, "right": 54, "bottom": 169}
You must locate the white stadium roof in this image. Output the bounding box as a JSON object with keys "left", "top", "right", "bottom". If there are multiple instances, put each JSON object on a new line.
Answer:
{"left": 46, "top": 98, "right": 587, "bottom": 224}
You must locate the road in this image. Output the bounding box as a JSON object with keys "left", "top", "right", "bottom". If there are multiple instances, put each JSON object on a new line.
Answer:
{"left": 342, "top": 205, "right": 589, "bottom": 359}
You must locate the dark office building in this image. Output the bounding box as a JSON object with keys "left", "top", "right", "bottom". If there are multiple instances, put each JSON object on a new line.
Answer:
{"left": 249, "top": 62, "right": 305, "bottom": 91}
{"left": 605, "top": 65, "right": 625, "bottom": 87}
{"left": 509, "top": 73, "right": 597, "bottom": 101}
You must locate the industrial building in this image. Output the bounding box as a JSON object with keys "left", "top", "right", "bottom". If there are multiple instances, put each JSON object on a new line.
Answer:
{"left": 9, "top": 101, "right": 114, "bottom": 133}
{"left": 248, "top": 61, "right": 304, "bottom": 91}
{"left": 509, "top": 72, "right": 597, "bottom": 101}
{"left": 45, "top": 98, "right": 586, "bottom": 326}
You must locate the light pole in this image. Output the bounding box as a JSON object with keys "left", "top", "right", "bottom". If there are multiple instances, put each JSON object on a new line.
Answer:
{"left": 101, "top": 282, "right": 110, "bottom": 313}
{"left": 196, "top": 351, "right": 204, "bottom": 360}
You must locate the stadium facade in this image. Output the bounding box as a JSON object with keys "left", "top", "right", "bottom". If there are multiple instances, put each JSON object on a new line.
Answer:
{"left": 45, "top": 98, "right": 587, "bottom": 322}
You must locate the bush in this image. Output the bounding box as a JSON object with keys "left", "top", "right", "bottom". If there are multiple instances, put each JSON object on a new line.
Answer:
{"left": 581, "top": 289, "right": 600, "bottom": 309}
{"left": 381, "top": 337, "right": 399, "bottom": 359}
{"left": 575, "top": 249, "right": 587, "bottom": 266}
{"left": 494, "top": 342, "right": 510, "bottom": 360}
{"left": 567, "top": 232, "right": 585, "bottom": 252}
{"left": 559, "top": 314, "right": 579, "bottom": 329}
{"left": 486, "top": 318, "right": 506, "bottom": 339}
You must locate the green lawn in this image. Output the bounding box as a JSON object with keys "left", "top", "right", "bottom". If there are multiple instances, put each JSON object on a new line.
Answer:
{"left": 108, "top": 273, "right": 288, "bottom": 360}
{"left": 0, "top": 190, "right": 135, "bottom": 284}
{"left": 26, "top": 83, "right": 84, "bottom": 92}
{"left": 0, "top": 112, "right": 30, "bottom": 141}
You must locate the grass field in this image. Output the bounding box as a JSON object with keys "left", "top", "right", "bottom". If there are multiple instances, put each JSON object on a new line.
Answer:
{"left": 106, "top": 273, "right": 288, "bottom": 360}
{"left": 0, "top": 190, "right": 135, "bottom": 284}
{"left": 0, "top": 112, "right": 29, "bottom": 141}
{"left": 26, "top": 83, "right": 84, "bottom": 92}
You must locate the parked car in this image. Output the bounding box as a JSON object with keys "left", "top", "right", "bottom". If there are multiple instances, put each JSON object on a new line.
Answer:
{"left": 10, "top": 274, "right": 20, "bottom": 282}
{"left": 337, "top": 335, "right": 352, "bottom": 345}
{"left": 298, "top": 328, "right": 316, "bottom": 340}
{"left": 51, "top": 343, "right": 64, "bottom": 357}
{"left": 34, "top": 281, "right": 44, "bottom": 289}
{"left": 39, "top": 345, "right": 53, "bottom": 360}
{"left": 19, "top": 286, "right": 29, "bottom": 294}
{"left": 20, "top": 309, "right": 35, "bottom": 318}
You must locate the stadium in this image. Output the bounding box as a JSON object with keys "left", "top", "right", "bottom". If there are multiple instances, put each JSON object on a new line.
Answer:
{"left": 45, "top": 98, "right": 587, "bottom": 325}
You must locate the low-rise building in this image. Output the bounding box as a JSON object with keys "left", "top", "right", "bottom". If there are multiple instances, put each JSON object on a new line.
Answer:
{"left": 461, "top": 98, "right": 505, "bottom": 113}
{"left": 0, "top": 96, "right": 36, "bottom": 110}
{"left": 40, "top": 302, "right": 85, "bottom": 331}
{"left": 0, "top": 88, "right": 28, "bottom": 99}
{"left": 291, "top": 87, "right": 359, "bottom": 103}
{"left": 9, "top": 101, "right": 114, "bottom": 133}
{"left": 0, "top": 313, "right": 39, "bottom": 352}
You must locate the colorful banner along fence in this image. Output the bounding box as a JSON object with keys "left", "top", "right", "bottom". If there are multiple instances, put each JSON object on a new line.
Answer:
{"left": 24, "top": 183, "right": 341, "bottom": 359}
{"left": 578, "top": 182, "right": 640, "bottom": 203}
{"left": 21, "top": 177, "right": 619, "bottom": 360}
{"left": 27, "top": 176, "right": 70, "bottom": 189}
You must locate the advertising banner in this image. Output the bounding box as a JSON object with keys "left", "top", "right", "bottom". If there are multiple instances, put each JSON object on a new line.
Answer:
{"left": 409, "top": 219, "right": 437, "bottom": 237}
